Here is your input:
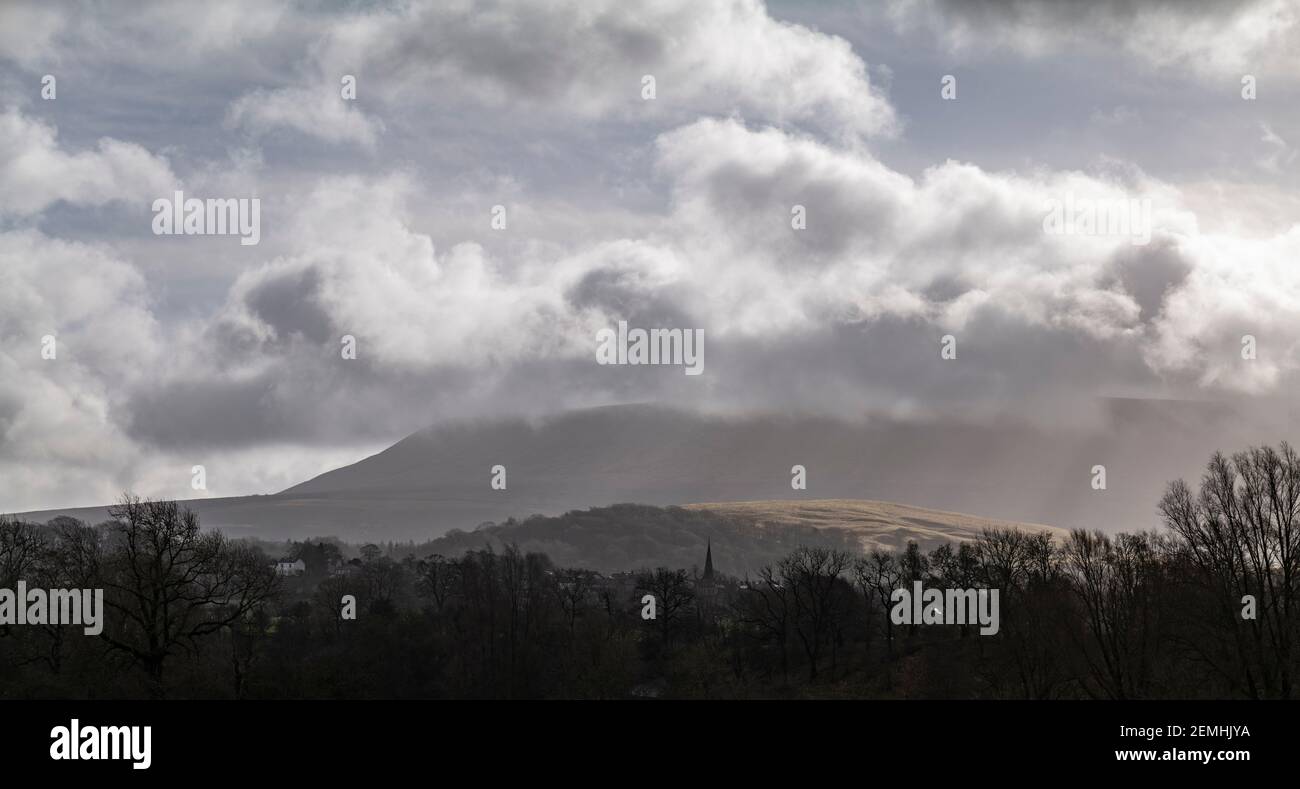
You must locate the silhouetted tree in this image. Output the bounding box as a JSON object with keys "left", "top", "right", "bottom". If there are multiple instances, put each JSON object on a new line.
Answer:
{"left": 1063, "top": 530, "right": 1165, "bottom": 699}
{"left": 781, "top": 547, "right": 851, "bottom": 681}
{"left": 636, "top": 567, "right": 694, "bottom": 649}
{"left": 857, "top": 550, "right": 902, "bottom": 659}
{"left": 94, "top": 496, "right": 279, "bottom": 695}
{"left": 736, "top": 564, "right": 793, "bottom": 684}
{"left": 1160, "top": 443, "right": 1300, "bottom": 698}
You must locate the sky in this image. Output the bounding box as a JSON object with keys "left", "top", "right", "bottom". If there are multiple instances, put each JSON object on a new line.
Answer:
{"left": 0, "top": 0, "right": 1298, "bottom": 511}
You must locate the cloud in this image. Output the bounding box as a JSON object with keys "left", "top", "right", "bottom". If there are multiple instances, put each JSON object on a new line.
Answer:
{"left": 0, "top": 230, "right": 162, "bottom": 509}
{"left": 1145, "top": 226, "right": 1300, "bottom": 391}
{"left": 887, "top": 0, "right": 1300, "bottom": 79}
{"left": 264, "top": 0, "right": 898, "bottom": 143}
{"left": 0, "top": 3, "right": 63, "bottom": 65}
{"left": 654, "top": 118, "right": 1182, "bottom": 340}
{"left": 0, "top": 0, "right": 291, "bottom": 69}
{"left": 0, "top": 222, "right": 381, "bottom": 510}
{"left": 141, "top": 118, "right": 1298, "bottom": 454}
{"left": 0, "top": 109, "right": 175, "bottom": 218}
{"left": 4, "top": 106, "right": 1297, "bottom": 509}
{"left": 226, "top": 86, "right": 385, "bottom": 150}
{"left": 654, "top": 119, "right": 1300, "bottom": 401}
{"left": 1257, "top": 123, "right": 1297, "bottom": 173}
{"left": 216, "top": 174, "right": 604, "bottom": 369}
{"left": 3, "top": 0, "right": 1299, "bottom": 515}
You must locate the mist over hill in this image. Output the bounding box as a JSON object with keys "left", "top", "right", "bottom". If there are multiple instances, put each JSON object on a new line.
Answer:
{"left": 15, "top": 400, "right": 1277, "bottom": 541}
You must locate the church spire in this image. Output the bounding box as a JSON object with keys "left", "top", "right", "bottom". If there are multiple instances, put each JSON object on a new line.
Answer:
{"left": 703, "top": 539, "right": 714, "bottom": 581}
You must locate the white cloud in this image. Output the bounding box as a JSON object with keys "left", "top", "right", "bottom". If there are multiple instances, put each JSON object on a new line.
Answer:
{"left": 299, "top": 0, "right": 897, "bottom": 141}
{"left": 0, "top": 109, "right": 176, "bottom": 218}
{"left": 0, "top": 230, "right": 162, "bottom": 509}
{"left": 887, "top": 0, "right": 1300, "bottom": 79}
{"left": 226, "top": 86, "right": 385, "bottom": 150}
{"left": 218, "top": 173, "right": 625, "bottom": 370}
{"left": 655, "top": 119, "right": 1185, "bottom": 339}
{"left": 1146, "top": 227, "right": 1300, "bottom": 390}
{"left": 653, "top": 119, "right": 1300, "bottom": 398}
{"left": 205, "top": 118, "right": 1300, "bottom": 416}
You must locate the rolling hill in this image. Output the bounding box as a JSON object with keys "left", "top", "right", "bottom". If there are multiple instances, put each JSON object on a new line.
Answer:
{"left": 419, "top": 499, "right": 1069, "bottom": 574}
{"left": 684, "top": 499, "right": 1066, "bottom": 552}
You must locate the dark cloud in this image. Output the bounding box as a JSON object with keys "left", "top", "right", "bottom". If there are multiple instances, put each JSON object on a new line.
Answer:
{"left": 244, "top": 267, "right": 335, "bottom": 345}
{"left": 1105, "top": 239, "right": 1192, "bottom": 323}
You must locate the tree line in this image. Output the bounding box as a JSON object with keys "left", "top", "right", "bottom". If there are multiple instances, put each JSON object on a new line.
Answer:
{"left": 1, "top": 443, "right": 1298, "bottom": 699}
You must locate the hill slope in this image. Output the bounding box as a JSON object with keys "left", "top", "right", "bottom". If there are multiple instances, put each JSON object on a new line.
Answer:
{"left": 423, "top": 499, "right": 1067, "bottom": 574}
{"left": 15, "top": 400, "right": 1257, "bottom": 540}
{"left": 684, "top": 499, "right": 1066, "bottom": 553}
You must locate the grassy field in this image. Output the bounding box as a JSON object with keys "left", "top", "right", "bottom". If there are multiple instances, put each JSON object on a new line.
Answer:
{"left": 684, "top": 498, "right": 1068, "bottom": 553}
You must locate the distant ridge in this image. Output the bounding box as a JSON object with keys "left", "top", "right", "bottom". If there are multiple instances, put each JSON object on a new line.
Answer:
{"left": 13, "top": 399, "right": 1263, "bottom": 540}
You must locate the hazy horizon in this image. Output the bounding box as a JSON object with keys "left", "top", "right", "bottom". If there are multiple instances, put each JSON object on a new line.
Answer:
{"left": 15, "top": 398, "right": 1293, "bottom": 542}
{"left": 3, "top": 0, "right": 1299, "bottom": 523}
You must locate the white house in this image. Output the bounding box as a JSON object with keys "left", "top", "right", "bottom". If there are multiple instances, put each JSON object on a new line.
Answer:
{"left": 274, "top": 558, "right": 306, "bottom": 577}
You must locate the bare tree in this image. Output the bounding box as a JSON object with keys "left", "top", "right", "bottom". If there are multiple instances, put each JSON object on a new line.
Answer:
{"left": 899, "top": 541, "right": 930, "bottom": 636}
{"left": 29, "top": 518, "right": 104, "bottom": 675}
{"left": 636, "top": 567, "right": 694, "bottom": 649}
{"left": 96, "top": 496, "right": 279, "bottom": 695}
{"left": 0, "top": 516, "right": 44, "bottom": 588}
{"left": 415, "top": 554, "right": 459, "bottom": 614}
{"left": 928, "top": 541, "right": 980, "bottom": 638}
{"left": 857, "top": 550, "right": 902, "bottom": 658}
{"left": 973, "top": 528, "right": 1070, "bottom": 699}
{"left": 781, "top": 547, "right": 851, "bottom": 681}
{"left": 553, "top": 567, "right": 597, "bottom": 638}
{"left": 1063, "top": 530, "right": 1163, "bottom": 699}
{"left": 0, "top": 517, "right": 51, "bottom": 670}
{"left": 736, "top": 565, "right": 793, "bottom": 684}
{"left": 1160, "top": 444, "right": 1300, "bottom": 698}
